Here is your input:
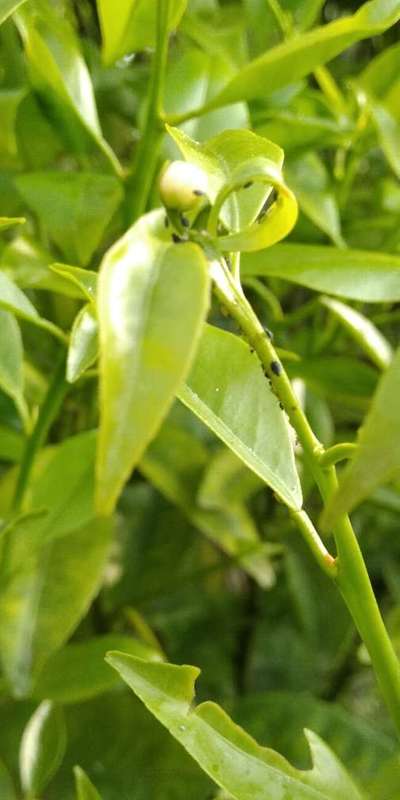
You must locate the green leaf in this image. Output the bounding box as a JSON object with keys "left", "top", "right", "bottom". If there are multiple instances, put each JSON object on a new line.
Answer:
{"left": 199, "top": 0, "right": 400, "bottom": 109}
{"left": 106, "top": 653, "right": 364, "bottom": 800}
{"left": 0, "top": 424, "right": 24, "bottom": 462}
{"left": 320, "top": 296, "right": 392, "bottom": 371}
{"left": 1, "top": 236, "right": 82, "bottom": 297}
{"left": 16, "top": 172, "right": 123, "bottom": 266}
{"left": 19, "top": 701, "right": 66, "bottom": 797}
{"left": 74, "top": 766, "right": 102, "bottom": 800}
{"left": 96, "top": 209, "right": 209, "bottom": 515}
{"left": 0, "top": 89, "right": 26, "bottom": 161}
{"left": 0, "top": 310, "right": 29, "bottom": 429}
{"left": 28, "top": 430, "right": 98, "bottom": 544}
{"left": 98, "top": 0, "right": 187, "bottom": 64}
{"left": 287, "top": 357, "right": 378, "bottom": 411}
{"left": 0, "top": 761, "right": 16, "bottom": 800}
{"left": 286, "top": 154, "right": 344, "bottom": 247}
{"left": 0, "top": 0, "right": 26, "bottom": 26}
{"left": 0, "top": 216, "right": 24, "bottom": 231}
{"left": 0, "top": 510, "right": 113, "bottom": 695}
{"left": 323, "top": 347, "right": 400, "bottom": 529}
{"left": 140, "top": 415, "right": 275, "bottom": 587}
{"left": 32, "top": 634, "right": 162, "bottom": 704}
{"left": 178, "top": 323, "right": 302, "bottom": 510}
{"left": 167, "top": 125, "right": 285, "bottom": 232}
{"left": 14, "top": 1, "right": 122, "bottom": 175}
{"left": 369, "top": 100, "right": 400, "bottom": 179}
{"left": 0, "top": 271, "right": 66, "bottom": 341}
{"left": 241, "top": 244, "right": 400, "bottom": 303}
{"left": 67, "top": 305, "right": 98, "bottom": 383}
{"left": 50, "top": 263, "right": 98, "bottom": 303}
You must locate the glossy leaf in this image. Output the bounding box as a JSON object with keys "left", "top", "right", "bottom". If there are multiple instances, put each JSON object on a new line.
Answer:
{"left": 98, "top": 0, "right": 187, "bottom": 64}
{"left": 67, "top": 305, "right": 98, "bottom": 383}
{"left": 199, "top": 0, "right": 400, "bottom": 109}
{"left": 320, "top": 296, "right": 392, "bottom": 371}
{"left": 74, "top": 766, "right": 102, "bottom": 800}
{"left": 16, "top": 172, "right": 122, "bottom": 266}
{"left": 14, "top": 1, "right": 121, "bottom": 175}
{"left": 107, "top": 653, "right": 364, "bottom": 800}
{"left": 96, "top": 209, "right": 209, "bottom": 515}
{"left": 33, "top": 634, "right": 162, "bottom": 704}
{"left": 241, "top": 244, "right": 400, "bottom": 303}
{"left": 19, "top": 701, "right": 66, "bottom": 797}
{"left": 178, "top": 323, "right": 302, "bottom": 510}
{"left": 323, "top": 347, "right": 400, "bottom": 529}
{"left": 0, "top": 0, "right": 25, "bottom": 25}
{"left": 0, "top": 310, "right": 29, "bottom": 429}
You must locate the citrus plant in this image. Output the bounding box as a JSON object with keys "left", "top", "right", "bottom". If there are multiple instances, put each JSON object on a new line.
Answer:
{"left": 1, "top": 0, "right": 400, "bottom": 798}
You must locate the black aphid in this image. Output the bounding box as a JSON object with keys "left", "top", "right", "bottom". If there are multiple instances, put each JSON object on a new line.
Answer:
{"left": 180, "top": 214, "right": 190, "bottom": 227}
{"left": 193, "top": 189, "right": 204, "bottom": 196}
{"left": 172, "top": 233, "right": 184, "bottom": 244}
{"left": 243, "top": 181, "right": 253, "bottom": 189}
{"left": 270, "top": 360, "right": 282, "bottom": 376}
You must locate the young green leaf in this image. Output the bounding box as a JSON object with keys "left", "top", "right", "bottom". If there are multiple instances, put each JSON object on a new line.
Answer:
{"left": 96, "top": 209, "right": 209, "bottom": 516}
{"left": 0, "top": 310, "right": 29, "bottom": 429}
{"left": 197, "top": 0, "right": 400, "bottom": 110}
{"left": 106, "top": 653, "right": 364, "bottom": 800}
{"left": 167, "top": 125, "right": 284, "bottom": 231}
{"left": 33, "top": 634, "right": 162, "bottom": 704}
{"left": 14, "top": 1, "right": 122, "bottom": 175}
{"left": 16, "top": 172, "right": 123, "bottom": 266}
{"left": 322, "top": 347, "right": 400, "bottom": 529}
{"left": 67, "top": 304, "right": 98, "bottom": 383}
{"left": 241, "top": 244, "right": 400, "bottom": 303}
{"left": 50, "top": 263, "right": 98, "bottom": 303}
{"left": 98, "top": 0, "right": 187, "bottom": 64}
{"left": 19, "top": 701, "right": 66, "bottom": 797}
{"left": 320, "top": 296, "right": 392, "bottom": 371}
{"left": 178, "top": 323, "right": 302, "bottom": 510}
{"left": 74, "top": 766, "right": 102, "bottom": 800}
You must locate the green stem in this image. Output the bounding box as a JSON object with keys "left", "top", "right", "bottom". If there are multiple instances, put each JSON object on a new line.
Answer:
{"left": 319, "top": 442, "right": 357, "bottom": 468}
{"left": 126, "top": 0, "right": 170, "bottom": 222}
{"left": 291, "top": 510, "right": 337, "bottom": 577}
{"left": 211, "top": 256, "right": 400, "bottom": 738}
{"left": 12, "top": 355, "right": 68, "bottom": 513}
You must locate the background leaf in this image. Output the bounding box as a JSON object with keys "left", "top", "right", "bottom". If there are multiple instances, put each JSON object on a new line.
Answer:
{"left": 323, "top": 347, "right": 400, "bottom": 528}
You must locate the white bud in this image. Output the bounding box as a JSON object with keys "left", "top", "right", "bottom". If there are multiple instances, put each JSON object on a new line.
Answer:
{"left": 159, "top": 160, "right": 208, "bottom": 211}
